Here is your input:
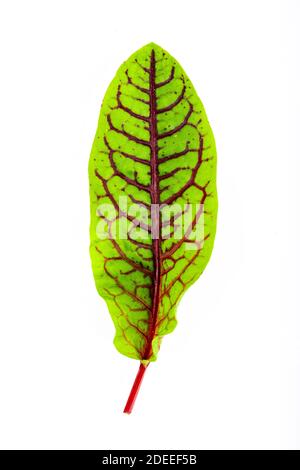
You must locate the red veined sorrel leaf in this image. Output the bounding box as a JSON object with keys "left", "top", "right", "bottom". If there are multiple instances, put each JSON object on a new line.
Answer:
{"left": 89, "top": 43, "right": 217, "bottom": 412}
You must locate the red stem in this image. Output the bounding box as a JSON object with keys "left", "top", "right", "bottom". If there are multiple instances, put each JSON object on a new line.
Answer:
{"left": 123, "top": 362, "right": 148, "bottom": 414}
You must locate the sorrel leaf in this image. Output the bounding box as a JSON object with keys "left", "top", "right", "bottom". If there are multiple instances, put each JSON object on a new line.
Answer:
{"left": 89, "top": 43, "right": 217, "bottom": 412}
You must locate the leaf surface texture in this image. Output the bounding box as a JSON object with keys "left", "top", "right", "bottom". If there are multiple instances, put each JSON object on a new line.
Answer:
{"left": 89, "top": 43, "right": 217, "bottom": 362}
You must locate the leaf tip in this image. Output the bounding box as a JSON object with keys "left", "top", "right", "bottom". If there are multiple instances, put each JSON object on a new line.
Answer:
{"left": 140, "top": 42, "right": 165, "bottom": 53}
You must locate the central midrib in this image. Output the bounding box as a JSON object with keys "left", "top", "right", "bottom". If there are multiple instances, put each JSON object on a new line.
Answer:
{"left": 144, "top": 49, "right": 161, "bottom": 360}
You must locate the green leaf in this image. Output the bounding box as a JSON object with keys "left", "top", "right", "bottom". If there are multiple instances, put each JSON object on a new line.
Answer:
{"left": 89, "top": 43, "right": 217, "bottom": 407}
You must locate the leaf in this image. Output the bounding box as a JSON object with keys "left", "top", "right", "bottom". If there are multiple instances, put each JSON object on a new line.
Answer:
{"left": 89, "top": 43, "right": 217, "bottom": 412}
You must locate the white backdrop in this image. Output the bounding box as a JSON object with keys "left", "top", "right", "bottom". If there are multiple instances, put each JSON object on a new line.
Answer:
{"left": 0, "top": 0, "right": 299, "bottom": 450}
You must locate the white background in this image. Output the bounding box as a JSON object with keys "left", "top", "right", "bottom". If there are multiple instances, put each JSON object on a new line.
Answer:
{"left": 0, "top": 0, "right": 299, "bottom": 450}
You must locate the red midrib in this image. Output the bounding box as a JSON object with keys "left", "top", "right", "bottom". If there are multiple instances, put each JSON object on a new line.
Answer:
{"left": 123, "top": 50, "right": 161, "bottom": 413}
{"left": 143, "top": 49, "right": 161, "bottom": 360}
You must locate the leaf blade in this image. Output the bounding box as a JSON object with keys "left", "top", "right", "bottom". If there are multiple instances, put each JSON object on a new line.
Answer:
{"left": 89, "top": 43, "right": 217, "bottom": 362}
